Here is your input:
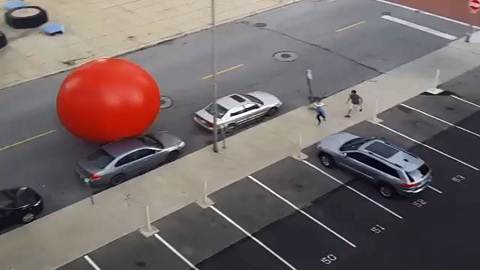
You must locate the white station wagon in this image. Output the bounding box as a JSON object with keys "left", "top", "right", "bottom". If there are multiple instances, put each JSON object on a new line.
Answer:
{"left": 194, "top": 91, "right": 282, "bottom": 132}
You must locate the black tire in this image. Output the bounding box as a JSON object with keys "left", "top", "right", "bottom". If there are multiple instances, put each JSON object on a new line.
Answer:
{"left": 378, "top": 183, "right": 396, "bottom": 198}
{"left": 110, "top": 174, "right": 126, "bottom": 186}
{"left": 5, "top": 6, "right": 48, "bottom": 29}
{"left": 0, "top": 31, "right": 7, "bottom": 49}
{"left": 166, "top": 150, "right": 180, "bottom": 162}
{"left": 318, "top": 152, "right": 335, "bottom": 168}
{"left": 21, "top": 212, "right": 35, "bottom": 224}
{"left": 266, "top": 107, "right": 279, "bottom": 117}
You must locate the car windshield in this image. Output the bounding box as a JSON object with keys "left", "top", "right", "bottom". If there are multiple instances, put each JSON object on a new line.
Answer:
{"left": 0, "top": 191, "right": 13, "bottom": 208}
{"left": 139, "top": 135, "right": 164, "bottom": 148}
{"left": 0, "top": 188, "right": 36, "bottom": 208}
{"left": 243, "top": 94, "right": 264, "bottom": 105}
{"left": 205, "top": 103, "right": 228, "bottom": 118}
{"left": 87, "top": 149, "right": 115, "bottom": 168}
{"left": 340, "top": 137, "right": 372, "bottom": 151}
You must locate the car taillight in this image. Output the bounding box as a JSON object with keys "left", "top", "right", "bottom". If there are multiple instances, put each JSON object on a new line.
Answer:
{"left": 90, "top": 173, "right": 102, "bottom": 181}
{"left": 400, "top": 182, "right": 418, "bottom": 188}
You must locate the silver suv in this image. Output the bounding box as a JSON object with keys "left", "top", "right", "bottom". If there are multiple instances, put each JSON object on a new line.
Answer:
{"left": 316, "top": 132, "right": 432, "bottom": 198}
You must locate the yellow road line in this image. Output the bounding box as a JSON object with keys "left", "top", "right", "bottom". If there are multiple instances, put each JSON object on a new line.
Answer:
{"left": 202, "top": 64, "right": 244, "bottom": 80}
{"left": 0, "top": 129, "right": 56, "bottom": 152}
{"left": 336, "top": 20, "right": 366, "bottom": 32}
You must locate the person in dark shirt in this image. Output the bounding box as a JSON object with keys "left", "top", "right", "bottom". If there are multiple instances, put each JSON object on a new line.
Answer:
{"left": 345, "top": 90, "right": 363, "bottom": 118}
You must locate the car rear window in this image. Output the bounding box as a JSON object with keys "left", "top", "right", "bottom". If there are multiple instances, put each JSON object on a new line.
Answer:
{"left": 205, "top": 103, "right": 228, "bottom": 118}
{"left": 87, "top": 149, "right": 114, "bottom": 168}
{"left": 243, "top": 94, "right": 264, "bottom": 105}
{"left": 365, "top": 141, "right": 399, "bottom": 158}
{"left": 407, "top": 164, "right": 430, "bottom": 182}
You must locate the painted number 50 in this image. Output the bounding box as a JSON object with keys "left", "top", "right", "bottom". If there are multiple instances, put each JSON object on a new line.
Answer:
{"left": 321, "top": 254, "right": 337, "bottom": 265}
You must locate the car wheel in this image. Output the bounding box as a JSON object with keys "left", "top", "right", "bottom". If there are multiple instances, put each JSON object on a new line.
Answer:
{"left": 5, "top": 6, "right": 48, "bottom": 29}
{"left": 378, "top": 184, "right": 395, "bottom": 198}
{"left": 21, "top": 212, "right": 35, "bottom": 224}
{"left": 266, "top": 107, "right": 279, "bottom": 117}
{"left": 0, "top": 31, "right": 7, "bottom": 49}
{"left": 110, "top": 174, "right": 126, "bottom": 186}
{"left": 318, "top": 152, "right": 335, "bottom": 168}
{"left": 166, "top": 150, "right": 180, "bottom": 162}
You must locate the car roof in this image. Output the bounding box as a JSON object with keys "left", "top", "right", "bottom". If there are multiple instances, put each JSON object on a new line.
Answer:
{"left": 216, "top": 94, "right": 247, "bottom": 110}
{"left": 360, "top": 140, "right": 423, "bottom": 171}
{"left": 102, "top": 138, "right": 145, "bottom": 157}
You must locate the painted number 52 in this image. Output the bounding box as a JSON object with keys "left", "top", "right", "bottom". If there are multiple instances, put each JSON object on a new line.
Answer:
{"left": 321, "top": 254, "right": 337, "bottom": 265}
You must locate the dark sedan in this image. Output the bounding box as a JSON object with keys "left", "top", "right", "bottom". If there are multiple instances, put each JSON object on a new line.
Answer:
{"left": 0, "top": 187, "right": 43, "bottom": 226}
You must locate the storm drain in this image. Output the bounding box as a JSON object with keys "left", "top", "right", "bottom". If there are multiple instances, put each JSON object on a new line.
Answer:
{"left": 273, "top": 51, "right": 298, "bottom": 62}
{"left": 254, "top": 22, "right": 267, "bottom": 27}
{"left": 160, "top": 96, "right": 173, "bottom": 109}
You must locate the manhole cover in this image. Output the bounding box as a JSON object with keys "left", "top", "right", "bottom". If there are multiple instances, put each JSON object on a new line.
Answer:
{"left": 254, "top": 22, "right": 267, "bottom": 27}
{"left": 160, "top": 96, "right": 173, "bottom": 109}
{"left": 273, "top": 51, "right": 298, "bottom": 62}
{"left": 381, "top": 11, "right": 391, "bottom": 16}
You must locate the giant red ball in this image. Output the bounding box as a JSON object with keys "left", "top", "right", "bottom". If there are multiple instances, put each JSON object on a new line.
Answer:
{"left": 57, "top": 58, "right": 160, "bottom": 143}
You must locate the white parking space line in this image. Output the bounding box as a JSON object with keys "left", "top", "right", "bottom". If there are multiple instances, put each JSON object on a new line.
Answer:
{"left": 400, "top": 103, "right": 480, "bottom": 139}
{"left": 209, "top": 205, "right": 298, "bottom": 270}
{"left": 381, "top": 15, "right": 457, "bottom": 40}
{"left": 84, "top": 255, "right": 101, "bottom": 270}
{"left": 248, "top": 175, "right": 357, "bottom": 248}
{"left": 375, "top": 0, "right": 480, "bottom": 29}
{"left": 301, "top": 160, "right": 404, "bottom": 220}
{"left": 369, "top": 120, "right": 480, "bottom": 171}
{"left": 427, "top": 185, "right": 443, "bottom": 194}
{"left": 154, "top": 233, "right": 200, "bottom": 270}
{"left": 451, "top": 95, "right": 480, "bottom": 109}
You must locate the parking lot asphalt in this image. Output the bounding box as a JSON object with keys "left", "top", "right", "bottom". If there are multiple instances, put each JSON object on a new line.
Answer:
{"left": 58, "top": 65, "right": 480, "bottom": 269}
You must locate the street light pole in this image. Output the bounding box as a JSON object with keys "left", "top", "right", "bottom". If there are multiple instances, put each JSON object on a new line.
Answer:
{"left": 211, "top": 0, "right": 219, "bottom": 152}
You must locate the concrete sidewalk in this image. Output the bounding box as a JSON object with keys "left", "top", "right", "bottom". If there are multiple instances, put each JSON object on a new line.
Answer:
{"left": 0, "top": 0, "right": 298, "bottom": 89}
{"left": 0, "top": 38, "right": 479, "bottom": 269}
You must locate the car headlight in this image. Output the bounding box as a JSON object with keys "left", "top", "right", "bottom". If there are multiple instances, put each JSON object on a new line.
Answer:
{"left": 177, "top": 141, "right": 186, "bottom": 148}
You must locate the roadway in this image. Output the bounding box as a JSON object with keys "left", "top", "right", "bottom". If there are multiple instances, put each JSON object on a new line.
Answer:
{"left": 0, "top": 0, "right": 471, "bottom": 235}
{"left": 59, "top": 64, "right": 480, "bottom": 270}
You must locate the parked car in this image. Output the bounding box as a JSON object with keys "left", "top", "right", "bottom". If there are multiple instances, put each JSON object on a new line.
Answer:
{"left": 316, "top": 132, "right": 432, "bottom": 198}
{"left": 0, "top": 187, "right": 43, "bottom": 225}
{"left": 194, "top": 91, "right": 282, "bottom": 131}
{"left": 76, "top": 131, "right": 186, "bottom": 187}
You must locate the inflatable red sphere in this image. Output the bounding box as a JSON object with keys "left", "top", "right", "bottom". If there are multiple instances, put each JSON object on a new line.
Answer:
{"left": 57, "top": 58, "right": 160, "bottom": 143}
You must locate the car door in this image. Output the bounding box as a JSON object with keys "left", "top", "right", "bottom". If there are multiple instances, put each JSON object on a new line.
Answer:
{"left": 342, "top": 152, "right": 377, "bottom": 181}
{"left": 114, "top": 150, "right": 144, "bottom": 177}
{"left": 226, "top": 106, "right": 245, "bottom": 127}
{"left": 137, "top": 148, "right": 163, "bottom": 171}
{"left": 242, "top": 103, "right": 263, "bottom": 122}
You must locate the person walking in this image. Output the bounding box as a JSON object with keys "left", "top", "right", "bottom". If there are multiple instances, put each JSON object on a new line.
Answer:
{"left": 345, "top": 90, "right": 363, "bottom": 118}
{"left": 313, "top": 100, "right": 327, "bottom": 124}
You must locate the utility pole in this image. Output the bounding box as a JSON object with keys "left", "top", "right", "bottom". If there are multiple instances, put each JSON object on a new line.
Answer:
{"left": 305, "top": 69, "right": 313, "bottom": 102}
{"left": 211, "top": 0, "right": 219, "bottom": 152}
